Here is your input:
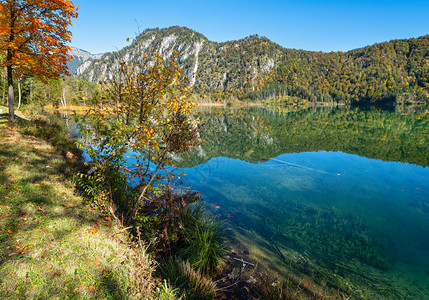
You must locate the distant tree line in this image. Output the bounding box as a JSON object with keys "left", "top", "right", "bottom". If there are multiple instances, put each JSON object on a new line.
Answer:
{"left": 246, "top": 35, "right": 429, "bottom": 105}
{"left": 0, "top": 73, "right": 99, "bottom": 109}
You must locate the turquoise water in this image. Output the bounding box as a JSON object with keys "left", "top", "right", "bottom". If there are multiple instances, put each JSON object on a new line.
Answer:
{"left": 177, "top": 107, "right": 429, "bottom": 299}
{"left": 68, "top": 106, "right": 429, "bottom": 298}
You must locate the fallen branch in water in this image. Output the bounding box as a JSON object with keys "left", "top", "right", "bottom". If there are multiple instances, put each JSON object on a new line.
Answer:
{"left": 233, "top": 257, "right": 256, "bottom": 266}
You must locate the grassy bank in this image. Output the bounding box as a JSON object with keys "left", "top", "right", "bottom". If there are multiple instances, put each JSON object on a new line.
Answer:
{"left": 0, "top": 107, "right": 156, "bottom": 299}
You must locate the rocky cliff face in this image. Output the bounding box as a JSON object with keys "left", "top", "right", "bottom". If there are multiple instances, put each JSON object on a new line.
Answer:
{"left": 67, "top": 47, "right": 103, "bottom": 76}
{"left": 75, "top": 26, "right": 285, "bottom": 93}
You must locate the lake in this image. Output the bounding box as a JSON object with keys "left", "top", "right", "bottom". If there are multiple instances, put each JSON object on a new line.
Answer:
{"left": 172, "top": 106, "right": 429, "bottom": 299}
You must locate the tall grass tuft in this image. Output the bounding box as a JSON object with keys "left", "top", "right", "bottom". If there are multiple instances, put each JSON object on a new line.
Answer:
{"left": 180, "top": 204, "right": 226, "bottom": 275}
{"left": 160, "top": 258, "right": 217, "bottom": 300}
{"left": 157, "top": 280, "right": 180, "bottom": 300}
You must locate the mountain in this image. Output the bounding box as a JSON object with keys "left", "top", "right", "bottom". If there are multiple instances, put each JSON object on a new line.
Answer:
{"left": 75, "top": 26, "right": 285, "bottom": 94}
{"left": 74, "top": 27, "right": 429, "bottom": 105}
{"left": 67, "top": 46, "right": 103, "bottom": 76}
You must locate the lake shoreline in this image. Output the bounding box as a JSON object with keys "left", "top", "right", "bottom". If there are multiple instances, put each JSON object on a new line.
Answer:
{"left": 0, "top": 106, "right": 158, "bottom": 298}
{"left": 12, "top": 105, "right": 320, "bottom": 299}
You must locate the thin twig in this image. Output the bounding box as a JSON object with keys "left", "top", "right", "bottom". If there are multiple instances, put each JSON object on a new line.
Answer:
{"left": 217, "top": 281, "right": 240, "bottom": 292}
{"left": 233, "top": 257, "right": 255, "bottom": 266}
{"left": 111, "top": 226, "right": 133, "bottom": 237}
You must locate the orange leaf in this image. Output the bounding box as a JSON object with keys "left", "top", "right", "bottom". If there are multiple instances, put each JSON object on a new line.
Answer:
{"left": 304, "top": 281, "right": 310, "bottom": 287}
{"left": 88, "top": 286, "right": 95, "bottom": 291}
{"left": 106, "top": 223, "right": 113, "bottom": 227}
{"left": 41, "top": 227, "right": 47, "bottom": 231}
{"left": 88, "top": 228, "right": 98, "bottom": 234}
{"left": 7, "top": 230, "right": 13, "bottom": 234}
{"left": 41, "top": 253, "right": 46, "bottom": 258}
{"left": 37, "top": 206, "right": 44, "bottom": 212}
{"left": 215, "top": 206, "right": 220, "bottom": 209}
{"left": 54, "top": 272, "right": 60, "bottom": 277}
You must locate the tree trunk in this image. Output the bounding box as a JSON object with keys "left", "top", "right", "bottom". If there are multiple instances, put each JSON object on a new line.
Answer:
{"left": 7, "top": 4, "right": 16, "bottom": 122}
{"left": 2, "top": 72, "right": 6, "bottom": 104}
{"left": 17, "top": 77, "right": 21, "bottom": 110}
{"left": 62, "top": 86, "right": 67, "bottom": 108}
{"left": 7, "top": 64, "right": 14, "bottom": 122}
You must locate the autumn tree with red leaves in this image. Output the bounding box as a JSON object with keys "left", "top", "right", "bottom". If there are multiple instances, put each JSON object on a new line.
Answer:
{"left": 0, "top": 0, "right": 78, "bottom": 121}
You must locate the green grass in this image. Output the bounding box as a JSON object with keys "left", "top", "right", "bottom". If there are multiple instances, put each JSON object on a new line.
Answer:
{"left": 180, "top": 205, "right": 226, "bottom": 276}
{"left": 159, "top": 258, "right": 217, "bottom": 300}
{"left": 0, "top": 108, "right": 156, "bottom": 299}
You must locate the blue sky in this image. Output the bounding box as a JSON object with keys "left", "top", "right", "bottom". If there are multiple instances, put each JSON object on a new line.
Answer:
{"left": 70, "top": 0, "right": 429, "bottom": 54}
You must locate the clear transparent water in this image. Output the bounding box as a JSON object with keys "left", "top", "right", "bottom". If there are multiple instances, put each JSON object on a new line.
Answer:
{"left": 64, "top": 106, "right": 429, "bottom": 298}
{"left": 177, "top": 107, "right": 429, "bottom": 299}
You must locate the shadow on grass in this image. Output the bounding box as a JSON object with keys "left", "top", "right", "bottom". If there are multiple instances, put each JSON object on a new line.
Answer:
{"left": 0, "top": 113, "right": 139, "bottom": 299}
{"left": 100, "top": 270, "right": 127, "bottom": 299}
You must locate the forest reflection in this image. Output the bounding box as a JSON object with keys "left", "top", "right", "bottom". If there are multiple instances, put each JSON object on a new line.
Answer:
{"left": 176, "top": 106, "right": 429, "bottom": 168}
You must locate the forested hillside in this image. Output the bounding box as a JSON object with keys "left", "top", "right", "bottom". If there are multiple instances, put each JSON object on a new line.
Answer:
{"left": 75, "top": 27, "right": 429, "bottom": 105}
{"left": 254, "top": 35, "right": 429, "bottom": 105}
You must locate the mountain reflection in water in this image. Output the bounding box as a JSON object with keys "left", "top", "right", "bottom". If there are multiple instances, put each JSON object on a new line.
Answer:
{"left": 176, "top": 106, "right": 429, "bottom": 168}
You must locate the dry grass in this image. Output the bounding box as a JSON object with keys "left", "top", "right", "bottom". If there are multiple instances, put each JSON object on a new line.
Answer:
{"left": 43, "top": 104, "right": 92, "bottom": 114}
{"left": 0, "top": 107, "right": 157, "bottom": 299}
{"left": 42, "top": 100, "right": 263, "bottom": 113}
